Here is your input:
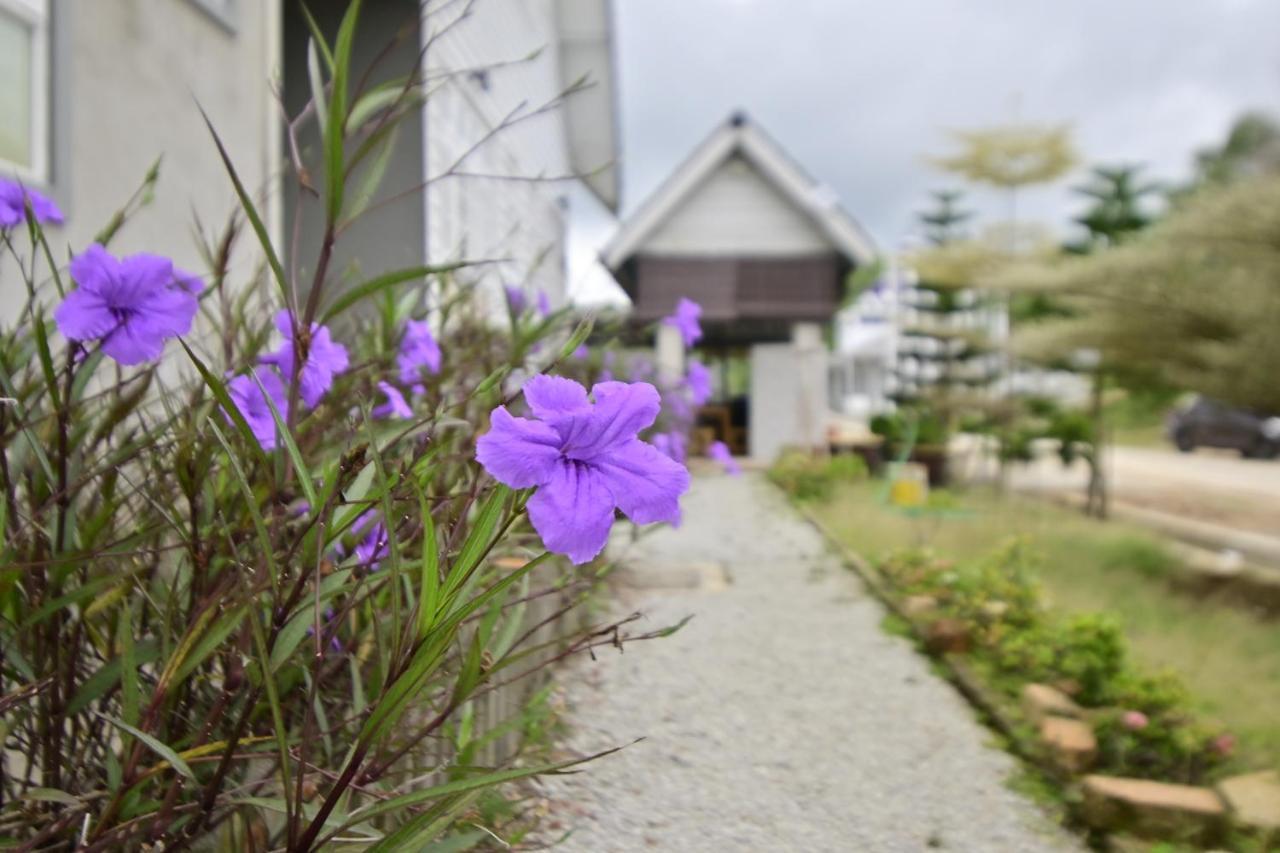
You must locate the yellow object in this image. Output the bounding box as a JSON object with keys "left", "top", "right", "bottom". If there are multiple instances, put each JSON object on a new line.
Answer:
{"left": 890, "top": 463, "right": 929, "bottom": 508}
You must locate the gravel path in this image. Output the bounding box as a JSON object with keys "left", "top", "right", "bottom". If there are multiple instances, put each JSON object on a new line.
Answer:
{"left": 538, "top": 473, "right": 1081, "bottom": 852}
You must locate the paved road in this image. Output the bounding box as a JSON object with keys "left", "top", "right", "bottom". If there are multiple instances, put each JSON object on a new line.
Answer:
{"left": 1009, "top": 444, "right": 1280, "bottom": 537}
{"left": 538, "top": 474, "right": 1078, "bottom": 852}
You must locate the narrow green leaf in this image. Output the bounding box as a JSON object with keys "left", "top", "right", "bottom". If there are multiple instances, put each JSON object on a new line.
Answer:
{"left": 179, "top": 340, "right": 267, "bottom": 464}
{"left": 475, "top": 365, "right": 509, "bottom": 396}
{"left": 66, "top": 641, "right": 161, "bottom": 717}
{"left": 415, "top": 483, "right": 440, "bottom": 638}
{"left": 558, "top": 314, "right": 595, "bottom": 360}
{"left": 320, "top": 262, "right": 465, "bottom": 324}
{"left": 199, "top": 105, "right": 290, "bottom": 303}
{"left": 97, "top": 715, "right": 197, "bottom": 781}
{"left": 307, "top": 37, "right": 329, "bottom": 138}
{"left": 297, "top": 3, "right": 334, "bottom": 70}
{"left": 324, "top": 0, "right": 363, "bottom": 223}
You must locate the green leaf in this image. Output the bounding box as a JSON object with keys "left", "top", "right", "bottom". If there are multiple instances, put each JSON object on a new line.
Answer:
{"left": 307, "top": 37, "right": 329, "bottom": 138}
{"left": 442, "top": 486, "right": 509, "bottom": 604}
{"left": 320, "top": 263, "right": 465, "bottom": 324}
{"left": 475, "top": 365, "right": 509, "bottom": 396}
{"left": 23, "top": 788, "right": 80, "bottom": 806}
{"left": 199, "top": 105, "right": 290, "bottom": 304}
{"left": 324, "top": 0, "right": 363, "bottom": 223}
{"left": 415, "top": 483, "right": 440, "bottom": 638}
{"left": 179, "top": 340, "right": 267, "bottom": 464}
{"left": 66, "top": 641, "right": 161, "bottom": 717}
{"left": 558, "top": 314, "right": 595, "bottom": 360}
{"left": 97, "top": 715, "right": 197, "bottom": 781}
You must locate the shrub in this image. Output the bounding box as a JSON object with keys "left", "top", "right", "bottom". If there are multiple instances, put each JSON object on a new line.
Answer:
{"left": 0, "top": 8, "right": 690, "bottom": 849}
{"left": 768, "top": 449, "right": 867, "bottom": 501}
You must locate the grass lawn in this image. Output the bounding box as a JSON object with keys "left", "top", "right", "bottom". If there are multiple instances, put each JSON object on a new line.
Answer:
{"left": 810, "top": 480, "right": 1280, "bottom": 772}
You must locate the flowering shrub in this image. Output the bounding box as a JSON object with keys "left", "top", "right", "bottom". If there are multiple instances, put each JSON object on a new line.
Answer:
{"left": 0, "top": 7, "right": 687, "bottom": 849}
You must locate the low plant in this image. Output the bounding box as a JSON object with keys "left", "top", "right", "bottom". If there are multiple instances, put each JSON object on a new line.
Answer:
{"left": 768, "top": 449, "right": 868, "bottom": 501}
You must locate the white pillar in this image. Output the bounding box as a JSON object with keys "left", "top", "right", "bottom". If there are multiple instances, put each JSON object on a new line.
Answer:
{"left": 655, "top": 324, "right": 685, "bottom": 385}
{"left": 792, "top": 322, "right": 827, "bottom": 452}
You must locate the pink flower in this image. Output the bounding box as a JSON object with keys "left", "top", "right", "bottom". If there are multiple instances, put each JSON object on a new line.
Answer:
{"left": 1210, "top": 733, "right": 1236, "bottom": 757}
{"left": 1121, "top": 710, "right": 1148, "bottom": 731}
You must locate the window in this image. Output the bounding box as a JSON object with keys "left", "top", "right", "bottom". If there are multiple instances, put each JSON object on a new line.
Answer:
{"left": 0, "top": 0, "right": 49, "bottom": 182}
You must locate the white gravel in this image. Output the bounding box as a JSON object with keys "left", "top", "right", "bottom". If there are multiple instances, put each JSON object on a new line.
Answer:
{"left": 538, "top": 473, "right": 1081, "bottom": 852}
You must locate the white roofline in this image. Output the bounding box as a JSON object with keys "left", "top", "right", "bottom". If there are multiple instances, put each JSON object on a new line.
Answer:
{"left": 601, "top": 112, "right": 877, "bottom": 270}
{"left": 554, "top": 0, "right": 621, "bottom": 212}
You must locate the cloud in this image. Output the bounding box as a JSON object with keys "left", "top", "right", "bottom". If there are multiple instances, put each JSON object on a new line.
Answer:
{"left": 571, "top": 0, "right": 1280, "bottom": 303}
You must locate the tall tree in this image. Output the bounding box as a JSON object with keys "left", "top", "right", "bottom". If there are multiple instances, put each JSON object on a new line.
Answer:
{"left": 917, "top": 189, "right": 974, "bottom": 247}
{"left": 1067, "top": 164, "right": 1161, "bottom": 254}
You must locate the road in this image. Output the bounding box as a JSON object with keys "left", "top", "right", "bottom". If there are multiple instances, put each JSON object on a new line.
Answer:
{"left": 1008, "top": 443, "right": 1280, "bottom": 540}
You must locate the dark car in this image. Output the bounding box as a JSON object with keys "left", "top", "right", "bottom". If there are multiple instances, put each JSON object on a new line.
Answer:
{"left": 1166, "top": 396, "right": 1280, "bottom": 458}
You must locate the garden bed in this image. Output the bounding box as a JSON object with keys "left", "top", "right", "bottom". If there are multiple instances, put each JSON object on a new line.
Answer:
{"left": 786, "top": 474, "right": 1280, "bottom": 850}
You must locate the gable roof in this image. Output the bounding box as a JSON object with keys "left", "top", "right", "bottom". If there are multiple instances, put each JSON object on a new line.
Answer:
{"left": 601, "top": 111, "right": 876, "bottom": 270}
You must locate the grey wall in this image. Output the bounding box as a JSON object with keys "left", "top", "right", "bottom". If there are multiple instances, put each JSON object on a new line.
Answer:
{"left": 281, "top": 0, "right": 425, "bottom": 310}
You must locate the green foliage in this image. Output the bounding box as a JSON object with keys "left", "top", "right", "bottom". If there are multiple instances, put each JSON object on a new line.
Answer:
{"left": 768, "top": 450, "right": 868, "bottom": 501}
{"left": 873, "top": 537, "right": 1229, "bottom": 784}
{"left": 1066, "top": 164, "right": 1161, "bottom": 253}
{"left": 0, "top": 10, "right": 640, "bottom": 850}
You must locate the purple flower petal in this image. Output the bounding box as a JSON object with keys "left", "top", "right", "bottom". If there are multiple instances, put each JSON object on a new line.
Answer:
{"left": 685, "top": 360, "right": 712, "bottom": 406}
{"left": 261, "top": 310, "right": 349, "bottom": 408}
{"left": 537, "top": 289, "right": 552, "bottom": 317}
{"left": 53, "top": 289, "right": 117, "bottom": 340}
{"left": 0, "top": 179, "right": 63, "bottom": 227}
{"left": 526, "top": 460, "right": 617, "bottom": 564}
{"left": 397, "top": 319, "right": 441, "bottom": 383}
{"left": 475, "top": 406, "right": 563, "bottom": 488}
{"left": 557, "top": 381, "right": 661, "bottom": 461}
{"left": 225, "top": 367, "right": 289, "bottom": 449}
{"left": 56, "top": 244, "right": 196, "bottom": 364}
{"left": 372, "top": 380, "right": 412, "bottom": 419}
{"left": 523, "top": 374, "right": 590, "bottom": 419}
{"left": 594, "top": 438, "right": 689, "bottom": 525}
{"left": 662, "top": 297, "right": 703, "bottom": 347}
{"left": 708, "top": 440, "right": 741, "bottom": 475}
{"left": 504, "top": 285, "right": 527, "bottom": 315}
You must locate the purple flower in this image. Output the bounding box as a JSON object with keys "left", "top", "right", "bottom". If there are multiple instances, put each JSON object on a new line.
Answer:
{"left": 476, "top": 375, "right": 690, "bottom": 564}
{"left": 372, "top": 380, "right": 412, "bottom": 419}
{"left": 685, "top": 359, "right": 712, "bottom": 406}
{"left": 537, "top": 289, "right": 552, "bottom": 317}
{"left": 224, "top": 367, "right": 289, "bottom": 450}
{"left": 572, "top": 344, "right": 590, "bottom": 360}
{"left": 305, "top": 607, "right": 343, "bottom": 652}
{"left": 651, "top": 431, "right": 687, "bottom": 465}
{"left": 260, "top": 310, "right": 349, "bottom": 408}
{"left": 352, "top": 510, "right": 390, "bottom": 570}
{"left": 663, "top": 297, "right": 702, "bottom": 348}
{"left": 628, "top": 356, "right": 655, "bottom": 383}
{"left": 708, "top": 441, "right": 741, "bottom": 476}
{"left": 505, "top": 285, "right": 527, "bottom": 316}
{"left": 54, "top": 244, "right": 198, "bottom": 365}
{"left": 397, "top": 319, "right": 441, "bottom": 384}
{"left": 0, "top": 179, "right": 63, "bottom": 227}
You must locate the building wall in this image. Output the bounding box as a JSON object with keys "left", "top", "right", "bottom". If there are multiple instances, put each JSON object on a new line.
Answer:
{"left": 642, "top": 154, "right": 834, "bottom": 257}
{"left": 424, "top": 0, "right": 572, "bottom": 313}
{"left": 1, "top": 0, "right": 280, "bottom": 325}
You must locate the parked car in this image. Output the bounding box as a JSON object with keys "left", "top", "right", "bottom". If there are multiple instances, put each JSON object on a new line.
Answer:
{"left": 1166, "top": 396, "right": 1280, "bottom": 458}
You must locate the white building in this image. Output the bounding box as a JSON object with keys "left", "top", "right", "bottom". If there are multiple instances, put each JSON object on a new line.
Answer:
{"left": 602, "top": 111, "right": 878, "bottom": 461}
{"left": 1, "top": 0, "right": 618, "bottom": 321}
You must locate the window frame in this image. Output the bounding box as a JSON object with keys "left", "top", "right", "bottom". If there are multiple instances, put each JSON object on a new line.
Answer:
{"left": 0, "top": 0, "right": 50, "bottom": 184}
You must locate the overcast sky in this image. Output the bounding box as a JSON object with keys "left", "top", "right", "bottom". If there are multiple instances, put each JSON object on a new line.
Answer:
{"left": 567, "top": 0, "right": 1280, "bottom": 304}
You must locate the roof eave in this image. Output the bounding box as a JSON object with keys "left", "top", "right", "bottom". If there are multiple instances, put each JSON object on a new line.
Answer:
{"left": 555, "top": 0, "right": 621, "bottom": 212}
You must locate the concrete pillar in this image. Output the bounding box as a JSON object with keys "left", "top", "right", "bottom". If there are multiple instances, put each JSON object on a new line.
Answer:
{"left": 793, "top": 322, "right": 826, "bottom": 452}
{"left": 655, "top": 323, "right": 685, "bottom": 385}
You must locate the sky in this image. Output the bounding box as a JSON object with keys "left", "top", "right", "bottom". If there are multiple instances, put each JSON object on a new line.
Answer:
{"left": 567, "top": 0, "right": 1280, "bottom": 305}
